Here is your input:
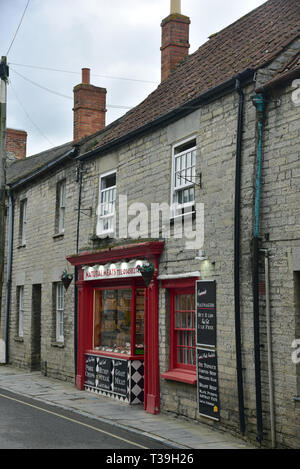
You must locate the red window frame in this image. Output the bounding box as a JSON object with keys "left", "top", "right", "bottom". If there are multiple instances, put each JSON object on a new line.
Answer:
{"left": 170, "top": 288, "right": 196, "bottom": 371}
{"left": 161, "top": 278, "right": 198, "bottom": 385}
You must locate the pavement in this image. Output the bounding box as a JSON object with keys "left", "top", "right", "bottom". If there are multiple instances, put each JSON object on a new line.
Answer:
{"left": 0, "top": 365, "right": 254, "bottom": 449}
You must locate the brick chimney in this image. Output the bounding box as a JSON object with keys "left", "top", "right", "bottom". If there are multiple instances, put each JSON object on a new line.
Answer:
{"left": 73, "top": 68, "right": 107, "bottom": 142}
{"left": 161, "top": 0, "right": 190, "bottom": 81}
{"left": 6, "top": 128, "right": 27, "bottom": 160}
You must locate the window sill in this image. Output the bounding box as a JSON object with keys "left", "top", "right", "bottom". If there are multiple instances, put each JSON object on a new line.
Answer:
{"left": 14, "top": 336, "right": 24, "bottom": 343}
{"left": 161, "top": 369, "right": 197, "bottom": 385}
{"left": 53, "top": 232, "right": 64, "bottom": 239}
{"left": 51, "top": 341, "right": 64, "bottom": 348}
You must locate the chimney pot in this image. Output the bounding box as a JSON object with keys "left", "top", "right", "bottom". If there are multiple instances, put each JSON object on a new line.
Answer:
{"left": 82, "top": 68, "right": 90, "bottom": 84}
{"left": 170, "top": 0, "right": 181, "bottom": 14}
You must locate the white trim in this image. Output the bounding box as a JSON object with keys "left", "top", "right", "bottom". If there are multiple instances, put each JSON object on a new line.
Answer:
{"left": 170, "top": 136, "right": 197, "bottom": 218}
{"left": 97, "top": 170, "right": 116, "bottom": 236}
{"left": 158, "top": 272, "right": 200, "bottom": 280}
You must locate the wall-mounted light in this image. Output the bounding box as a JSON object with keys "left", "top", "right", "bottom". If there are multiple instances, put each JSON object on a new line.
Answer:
{"left": 196, "top": 250, "right": 207, "bottom": 261}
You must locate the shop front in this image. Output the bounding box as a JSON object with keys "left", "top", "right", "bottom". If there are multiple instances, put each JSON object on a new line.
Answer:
{"left": 67, "top": 241, "right": 164, "bottom": 414}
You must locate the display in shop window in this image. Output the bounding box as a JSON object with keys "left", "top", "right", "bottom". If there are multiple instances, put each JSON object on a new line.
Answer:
{"left": 93, "top": 287, "right": 145, "bottom": 356}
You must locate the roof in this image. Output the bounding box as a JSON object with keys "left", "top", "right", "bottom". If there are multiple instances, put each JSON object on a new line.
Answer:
{"left": 7, "top": 141, "right": 74, "bottom": 186}
{"left": 7, "top": 0, "right": 300, "bottom": 183}
{"left": 84, "top": 0, "right": 299, "bottom": 154}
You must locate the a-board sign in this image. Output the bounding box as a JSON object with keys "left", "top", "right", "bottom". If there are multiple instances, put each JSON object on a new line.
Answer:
{"left": 113, "top": 359, "right": 128, "bottom": 396}
{"left": 96, "top": 357, "right": 112, "bottom": 391}
{"left": 197, "top": 348, "right": 220, "bottom": 421}
{"left": 196, "top": 280, "right": 216, "bottom": 347}
{"left": 84, "top": 355, "right": 129, "bottom": 397}
{"left": 85, "top": 355, "right": 96, "bottom": 387}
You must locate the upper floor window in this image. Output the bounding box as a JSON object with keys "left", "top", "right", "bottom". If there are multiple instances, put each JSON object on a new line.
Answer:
{"left": 171, "top": 138, "right": 196, "bottom": 218}
{"left": 56, "top": 180, "right": 66, "bottom": 234}
{"left": 19, "top": 199, "right": 27, "bottom": 246}
{"left": 96, "top": 171, "right": 116, "bottom": 236}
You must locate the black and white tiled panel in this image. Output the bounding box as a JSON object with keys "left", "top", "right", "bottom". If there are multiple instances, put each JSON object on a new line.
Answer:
{"left": 130, "top": 360, "right": 144, "bottom": 404}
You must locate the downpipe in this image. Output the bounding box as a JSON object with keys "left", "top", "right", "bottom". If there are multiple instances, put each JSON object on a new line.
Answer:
{"left": 260, "top": 248, "right": 276, "bottom": 448}
{"left": 234, "top": 78, "right": 246, "bottom": 435}
{"left": 252, "top": 92, "right": 266, "bottom": 444}
{"left": 3, "top": 189, "right": 14, "bottom": 364}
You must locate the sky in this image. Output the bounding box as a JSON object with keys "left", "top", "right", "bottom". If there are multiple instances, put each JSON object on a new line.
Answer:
{"left": 0, "top": 0, "right": 267, "bottom": 157}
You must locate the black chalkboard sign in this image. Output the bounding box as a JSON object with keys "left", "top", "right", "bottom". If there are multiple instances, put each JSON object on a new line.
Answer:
{"left": 85, "top": 355, "right": 96, "bottom": 387}
{"left": 197, "top": 348, "right": 220, "bottom": 420}
{"left": 196, "top": 280, "right": 216, "bottom": 347}
{"left": 113, "top": 359, "right": 128, "bottom": 396}
{"left": 96, "top": 357, "right": 112, "bottom": 391}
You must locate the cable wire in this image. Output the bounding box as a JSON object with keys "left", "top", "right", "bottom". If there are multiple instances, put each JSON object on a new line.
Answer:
{"left": 10, "top": 68, "right": 133, "bottom": 109}
{"left": 9, "top": 82, "right": 54, "bottom": 146}
{"left": 6, "top": 0, "right": 31, "bottom": 56}
{"left": 9, "top": 62, "right": 158, "bottom": 84}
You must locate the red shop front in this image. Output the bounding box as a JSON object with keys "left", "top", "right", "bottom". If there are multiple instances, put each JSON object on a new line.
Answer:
{"left": 67, "top": 241, "right": 164, "bottom": 414}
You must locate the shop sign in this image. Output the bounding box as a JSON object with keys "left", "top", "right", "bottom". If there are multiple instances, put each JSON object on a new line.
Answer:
{"left": 196, "top": 280, "right": 216, "bottom": 348}
{"left": 83, "top": 260, "right": 144, "bottom": 281}
{"left": 197, "top": 348, "right": 220, "bottom": 421}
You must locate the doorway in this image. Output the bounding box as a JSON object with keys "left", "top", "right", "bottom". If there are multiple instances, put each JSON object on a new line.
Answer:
{"left": 31, "top": 284, "right": 41, "bottom": 371}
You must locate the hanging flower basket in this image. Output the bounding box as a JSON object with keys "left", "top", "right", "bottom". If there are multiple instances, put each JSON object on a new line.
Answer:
{"left": 137, "top": 262, "right": 155, "bottom": 287}
{"left": 61, "top": 270, "right": 73, "bottom": 290}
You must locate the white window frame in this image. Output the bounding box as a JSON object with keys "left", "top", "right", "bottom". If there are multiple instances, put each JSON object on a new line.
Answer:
{"left": 20, "top": 199, "right": 27, "bottom": 245}
{"left": 18, "top": 286, "right": 24, "bottom": 338}
{"left": 55, "top": 283, "right": 64, "bottom": 343}
{"left": 170, "top": 137, "right": 197, "bottom": 219}
{"left": 96, "top": 170, "right": 116, "bottom": 236}
{"left": 57, "top": 180, "right": 66, "bottom": 234}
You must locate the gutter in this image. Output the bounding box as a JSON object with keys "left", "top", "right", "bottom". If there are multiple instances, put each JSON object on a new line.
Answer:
{"left": 77, "top": 69, "right": 255, "bottom": 162}
{"left": 3, "top": 189, "right": 14, "bottom": 364}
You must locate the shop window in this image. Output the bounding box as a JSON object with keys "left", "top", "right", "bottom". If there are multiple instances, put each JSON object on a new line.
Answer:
{"left": 97, "top": 171, "right": 116, "bottom": 236}
{"left": 19, "top": 199, "right": 27, "bottom": 246}
{"left": 172, "top": 290, "right": 196, "bottom": 369}
{"left": 161, "top": 281, "right": 197, "bottom": 385}
{"left": 171, "top": 138, "right": 196, "bottom": 219}
{"left": 93, "top": 287, "right": 145, "bottom": 356}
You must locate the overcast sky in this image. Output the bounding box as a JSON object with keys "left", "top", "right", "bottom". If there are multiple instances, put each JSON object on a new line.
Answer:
{"left": 1, "top": 0, "right": 266, "bottom": 157}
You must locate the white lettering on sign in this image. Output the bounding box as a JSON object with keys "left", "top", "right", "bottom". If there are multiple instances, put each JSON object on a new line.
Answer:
{"left": 83, "top": 260, "right": 143, "bottom": 281}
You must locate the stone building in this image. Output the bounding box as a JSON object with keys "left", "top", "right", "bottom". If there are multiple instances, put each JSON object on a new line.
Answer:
{"left": 0, "top": 0, "right": 299, "bottom": 448}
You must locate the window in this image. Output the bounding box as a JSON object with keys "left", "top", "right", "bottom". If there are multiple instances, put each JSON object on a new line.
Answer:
{"left": 161, "top": 281, "right": 197, "bottom": 384}
{"left": 93, "top": 287, "right": 145, "bottom": 356}
{"left": 17, "top": 286, "right": 24, "bottom": 338}
{"left": 171, "top": 139, "right": 196, "bottom": 218}
{"left": 55, "top": 283, "right": 64, "bottom": 343}
{"left": 19, "top": 199, "right": 27, "bottom": 245}
{"left": 97, "top": 171, "right": 116, "bottom": 236}
{"left": 172, "top": 290, "right": 196, "bottom": 369}
{"left": 56, "top": 180, "right": 66, "bottom": 234}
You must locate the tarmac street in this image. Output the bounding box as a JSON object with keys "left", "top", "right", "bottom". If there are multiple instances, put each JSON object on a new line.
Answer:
{"left": 0, "top": 365, "right": 253, "bottom": 450}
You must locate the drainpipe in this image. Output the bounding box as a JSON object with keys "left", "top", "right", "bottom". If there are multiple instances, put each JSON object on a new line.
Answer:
{"left": 252, "top": 92, "right": 266, "bottom": 443}
{"left": 234, "top": 78, "right": 246, "bottom": 435}
{"left": 261, "top": 248, "right": 276, "bottom": 448}
{"left": 74, "top": 161, "right": 83, "bottom": 382}
{"left": 4, "top": 189, "right": 14, "bottom": 364}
